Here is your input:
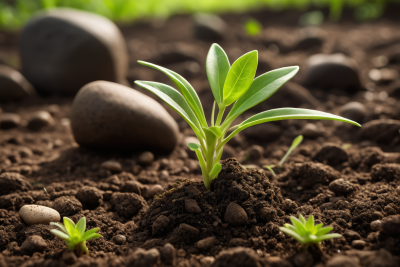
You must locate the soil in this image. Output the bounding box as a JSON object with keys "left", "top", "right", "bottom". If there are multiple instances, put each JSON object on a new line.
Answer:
{"left": 2, "top": 5, "right": 400, "bottom": 267}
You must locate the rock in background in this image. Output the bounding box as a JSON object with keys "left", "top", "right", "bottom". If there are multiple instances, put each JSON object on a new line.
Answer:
{"left": 0, "top": 65, "right": 36, "bottom": 102}
{"left": 70, "top": 81, "right": 179, "bottom": 152}
{"left": 19, "top": 8, "right": 128, "bottom": 96}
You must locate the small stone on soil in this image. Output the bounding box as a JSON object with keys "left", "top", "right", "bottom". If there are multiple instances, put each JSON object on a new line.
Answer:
{"left": 0, "top": 113, "right": 21, "bottom": 130}
{"left": 138, "top": 151, "right": 154, "bottom": 166}
{"left": 224, "top": 202, "right": 248, "bottom": 226}
{"left": 101, "top": 160, "right": 122, "bottom": 172}
{"left": 370, "top": 220, "right": 382, "bottom": 231}
{"left": 197, "top": 236, "right": 217, "bottom": 251}
{"left": 160, "top": 243, "right": 176, "bottom": 265}
{"left": 20, "top": 235, "right": 47, "bottom": 255}
{"left": 112, "top": 234, "right": 126, "bottom": 245}
{"left": 152, "top": 215, "right": 170, "bottom": 236}
{"left": 19, "top": 204, "right": 60, "bottom": 225}
{"left": 27, "top": 111, "right": 54, "bottom": 130}
{"left": 339, "top": 102, "right": 366, "bottom": 122}
{"left": 144, "top": 184, "right": 164, "bottom": 199}
{"left": 301, "top": 123, "right": 320, "bottom": 138}
{"left": 351, "top": 240, "right": 366, "bottom": 250}
{"left": 159, "top": 170, "right": 169, "bottom": 181}
{"left": 185, "top": 198, "right": 201, "bottom": 214}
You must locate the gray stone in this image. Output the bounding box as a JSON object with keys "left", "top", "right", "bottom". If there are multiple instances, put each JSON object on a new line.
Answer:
{"left": 19, "top": 205, "right": 60, "bottom": 225}
{"left": 71, "top": 81, "right": 179, "bottom": 152}
{"left": 19, "top": 8, "right": 128, "bottom": 95}
{"left": 193, "top": 13, "right": 226, "bottom": 41}
{"left": 0, "top": 113, "right": 21, "bottom": 129}
{"left": 339, "top": 102, "right": 366, "bottom": 122}
{"left": 302, "top": 53, "right": 361, "bottom": 91}
{"left": 20, "top": 235, "right": 47, "bottom": 255}
{"left": 224, "top": 203, "right": 248, "bottom": 226}
{"left": 27, "top": 111, "right": 54, "bottom": 130}
{"left": 0, "top": 65, "right": 35, "bottom": 101}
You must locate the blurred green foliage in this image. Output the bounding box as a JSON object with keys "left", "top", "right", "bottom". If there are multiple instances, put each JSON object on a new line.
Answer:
{"left": 0, "top": 0, "right": 398, "bottom": 30}
{"left": 243, "top": 18, "right": 263, "bottom": 36}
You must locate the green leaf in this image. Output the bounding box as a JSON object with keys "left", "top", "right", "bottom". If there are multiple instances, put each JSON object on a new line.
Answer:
{"left": 209, "top": 163, "right": 222, "bottom": 181}
{"left": 225, "top": 66, "right": 299, "bottom": 124}
{"left": 76, "top": 217, "right": 86, "bottom": 237}
{"left": 290, "top": 216, "right": 307, "bottom": 235}
{"left": 135, "top": 81, "right": 204, "bottom": 138}
{"left": 63, "top": 217, "right": 76, "bottom": 235}
{"left": 50, "top": 222, "right": 67, "bottom": 234}
{"left": 316, "top": 233, "right": 342, "bottom": 242}
{"left": 138, "top": 61, "right": 207, "bottom": 127}
{"left": 82, "top": 228, "right": 100, "bottom": 241}
{"left": 306, "top": 215, "right": 315, "bottom": 230}
{"left": 203, "top": 127, "right": 219, "bottom": 152}
{"left": 298, "top": 214, "right": 306, "bottom": 224}
{"left": 206, "top": 43, "right": 230, "bottom": 106}
{"left": 222, "top": 50, "right": 258, "bottom": 106}
{"left": 187, "top": 143, "right": 201, "bottom": 151}
{"left": 50, "top": 229, "right": 70, "bottom": 240}
{"left": 207, "top": 126, "right": 223, "bottom": 138}
{"left": 316, "top": 227, "right": 334, "bottom": 236}
{"left": 81, "top": 233, "right": 102, "bottom": 242}
{"left": 239, "top": 108, "right": 361, "bottom": 131}
{"left": 280, "top": 227, "right": 304, "bottom": 243}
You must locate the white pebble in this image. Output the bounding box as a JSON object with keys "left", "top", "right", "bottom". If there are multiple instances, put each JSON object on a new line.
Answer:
{"left": 19, "top": 205, "right": 60, "bottom": 225}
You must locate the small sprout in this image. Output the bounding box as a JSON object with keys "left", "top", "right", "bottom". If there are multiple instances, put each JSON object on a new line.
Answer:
{"left": 243, "top": 18, "right": 262, "bottom": 36}
{"left": 280, "top": 214, "right": 341, "bottom": 249}
{"left": 264, "top": 135, "right": 303, "bottom": 176}
{"left": 43, "top": 187, "right": 48, "bottom": 194}
{"left": 50, "top": 217, "right": 101, "bottom": 256}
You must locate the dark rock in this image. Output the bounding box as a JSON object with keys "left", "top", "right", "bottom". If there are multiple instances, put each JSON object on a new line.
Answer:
{"left": 160, "top": 243, "right": 176, "bottom": 265}
{"left": 0, "top": 65, "right": 35, "bottom": 101}
{"left": 52, "top": 196, "right": 82, "bottom": 217}
{"left": 27, "top": 111, "right": 54, "bottom": 130}
{"left": 0, "top": 172, "right": 33, "bottom": 196}
{"left": 101, "top": 160, "right": 122, "bottom": 172}
{"left": 112, "top": 234, "right": 126, "bottom": 245}
{"left": 110, "top": 192, "right": 147, "bottom": 218}
{"left": 62, "top": 251, "right": 77, "bottom": 264}
{"left": 241, "top": 123, "right": 282, "bottom": 141}
{"left": 360, "top": 119, "right": 400, "bottom": 144}
{"left": 293, "top": 251, "right": 313, "bottom": 267}
{"left": 0, "top": 113, "right": 21, "bottom": 129}
{"left": 185, "top": 198, "right": 201, "bottom": 214}
{"left": 71, "top": 81, "right": 179, "bottom": 152}
{"left": 121, "top": 181, "right": 142, "bottom": 195}
{"left": 152, "top": 215, "right": 170, "bottom": 236}
{"left": 343, "top": 230, "right": 361, "bottom": 242}
{"left": 211, "top": 247, "right": 263, "bottom": 267}
{"left": 371, "top": 163, "right": 400, "bottom": 182}
{"left": 351, "top": 240, "right": 365, "bottom": 250}
{"left": 76, "top": 187, "right": 103, "bottom": 208}
{"left": 302, "top": 53, "right": 361, "bottom": 91}
{"left": 193, "top": 13, "right": 226, "bottom": 41}
{"left": 174, "top": 223, "right": 199, "bottom": 242}
{"left": 370, "top": 220, "right": 382, "bottom": 231}
{"left": 313, "top": 143, "right": 348, "bottom": 166}
{"left": 329, "top": 179, "right": 355, "bottom": 195}
{"left": 224, "top": 202, "right": 248, "bottom": 226}
{"left": 138, "top": 151, "right": 154, "bottom": 166}
{"left": 229, "top": 238, "right": 249, "bottom": 247}
{"left": 19, "top": 8, "right": 128, "bottom": 95}
{"left": 339, "top": 102, "right": 366, "bottom": 122}
{"left": 20, "top": 235, "right": 47, "bottom": 255}
{"left": 197, "top": 236, "right": 217, "bottom": 251}
{"left": 128, "top": 248, "right": 160, "bottom": 267}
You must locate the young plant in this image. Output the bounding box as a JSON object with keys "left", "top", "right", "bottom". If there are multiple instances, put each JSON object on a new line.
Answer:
{"left": 50, "top": 217, "right": 101, "bottom": 256}
{"left": 135, "top": 43, "right": 361, "bottom": 190}
{"left": 280, "top": 214, "right": 341, "bottom": 249}
{"left": 264, "top": 134, "right": 303, "bottom": 176}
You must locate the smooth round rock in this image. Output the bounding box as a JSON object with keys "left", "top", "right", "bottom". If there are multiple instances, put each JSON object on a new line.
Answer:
{"left": 302, "top": 53, "right": 361, "bottom": 91}
{"left": 339, "top": 102, "right": 366, "bottom": 122}
{"left": 112, "top": 234, "right": 126, "bottom": 245}
{"left": 0, "top": 113, "right": 21, "bottom": 130}
{"left": 301, "top": 123, "right": 320, "bottom": 138}
{"left": 19, "top": 8, "right": 128, "bottom": 95}
{"left": 0, "top": 65, "right": 35, "bottom": 102}
{"left": 101, "top": 160, "right": 122, "bottom": 172}
{"left": 71, "top": 81, "right": 179, "bottom": 152}
{"left": 138, "top": 151, "right": 154, "bottom": 166}
{"left": 370, "top": 220, "right": 382, "bottom": 231}
{"left": 224, "top": 202, "right": 248, "bottom": 226}
{"left": 27, "top": 111, "right": 54, "bottom": 130}
{"left": 19, "top": 205, "right": 60, "bottom": 225}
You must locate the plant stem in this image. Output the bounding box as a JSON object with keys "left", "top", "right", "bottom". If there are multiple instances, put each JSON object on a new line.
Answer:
{"left": 75, "top": 241, "right": 89, "bottom": 256}
{"left": 215, "top": 106, "right": 225, "bottom": 126}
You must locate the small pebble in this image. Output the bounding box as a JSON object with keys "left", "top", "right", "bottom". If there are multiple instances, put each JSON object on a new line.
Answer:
{"left": 301, "top": 123, "right": 320, "bottom": 138}
{"left": 112, "top": 234, "right": 126, "bottom": 245}
{"left": 245, "top": 145, "right": 264, "bottom": 161}
{"left": 177, "top": 248, "right": 186, "bottom": 257}
{"left": 152, "top": 215, "right": 170, "bottom": 236}
{"left": 159, "top": 158, "right": 169, "bottom": 169}
{"left": 27, "top": 111, "right": 54, "bottom": 130}
{"left": 101, "top": 160, "right": 122, "bottom": 172}
{"left": 0, "top": 113, "right": 21, "bottom": 130}
{"left": 62, "top": 250, "right": 77, "bottom": 264}
{"left": 145, "top": 184, "right": 164, "bottom": 199}
{"left": 185, "top": 199, "right": 201, "bottom": 214}
{"left": 138, "top": 151, "right": 154, "bottom": 165}
{"left": 351, "top": 240, "right": 366, "bottom": 250}
{"left": 339, "top": 102, "right": 366, "bottom": 122}
{"left": 20, "top": 235, "right": 47, "bottom": 255}
{"left": 159, "top": 170, "right": 169, "bottom": 181}
{"left": 19, "top": 205, "right": 60, "bottom": 225}
{"left": 160, "top": 243, "right": 176, "bottom": 265}
{"left": 224, "top": 202, "right": 248, "bottom": 226}
{"left": 197, "top": 236, "right": 217, "bottom": 251}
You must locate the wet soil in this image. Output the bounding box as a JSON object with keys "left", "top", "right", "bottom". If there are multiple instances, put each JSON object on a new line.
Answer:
{"left": 1, "top": 5, "right": 400, "bottom": 267}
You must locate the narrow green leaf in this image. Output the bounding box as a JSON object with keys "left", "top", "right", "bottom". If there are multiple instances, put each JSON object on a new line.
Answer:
{"left": 222, "top": 50, "right": 258, "bottom": 106}
{"left": 209, "top": 163, "right": 222, "bottom": 181}
{"left": 298, "top": 214, "right": 306, "bottom": 224}
{"left": 50, "top": 229, "right": 70, "bottom": 240}
{"left": 50, "top": 222, "right": 67, "bottom": 234}
{"left": 207, "top": 126, "right": 223, "bottom": 139}
{"left": 265, "top": 165, "right": 276, "bottom": 176}
{"left": 306, "top": 215, "right": 315, "bottom": 229}
{"left": 206, "top": 44, "right": 230, "bottom": 106}
{"left": 225, "top": 66, "right": 299, "bottom": 123}
{"left": 138, "top": 61, "right": 207, "bottom": 127}
{"left": 135, "top": 81, "right": 204, "bottom": 138}
{"left": 187, "top": 143, "right": 201, "bottom": 151}
{"left": 316, "top": 233, "right": 342, "bottom": 242}
{"left": 81, "top": 233, "right": 102, "bottom": 242}
{"left": 203, "top": 127, "right": 219, "bottom": 152}
{"left": 211, "top": 101, "right": 216, "bottom": 127}
{"left": 76, "top": 217, "right": 86, "bottom": 237}
{"left": 316, "top": 227, "right": 334, "bottom": 236}
{"left": 63, "top": 217, "right": 76, "bottom": 235}
{"left": 290, "top": 217, "right": 307, "bottom": 235}
{"left": 280, "top": 227, "right": 304, "bottom": 243}
{"left": 82, "top": 228, "right": 100, "bottom": 240}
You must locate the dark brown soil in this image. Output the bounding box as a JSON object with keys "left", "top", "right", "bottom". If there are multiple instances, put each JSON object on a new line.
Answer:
{"left": 2, "top": 5, "right": 400, "bottom": 267}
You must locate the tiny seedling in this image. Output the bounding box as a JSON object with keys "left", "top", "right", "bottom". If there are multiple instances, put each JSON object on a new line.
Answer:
{"left": 43, "top": 187, "right": 48, "bottom": 195}
{"left": 264, "top": 135, "right": 303, "bottom": 176}
{"left": 50, "top": 217, "right": 101, "bottom": 256}
{"left": 244, "top": 18, "right": 263, "bottom": 36}
{"left": 280, "top": 214, "right": 341, "bottom": 249}
{"left": 135, "top": 43, "right": 360, "bottom": 190}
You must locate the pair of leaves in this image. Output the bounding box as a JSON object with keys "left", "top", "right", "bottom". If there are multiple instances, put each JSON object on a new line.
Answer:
{"left": 206, "top": 44, "right": 258, "bottom": 108}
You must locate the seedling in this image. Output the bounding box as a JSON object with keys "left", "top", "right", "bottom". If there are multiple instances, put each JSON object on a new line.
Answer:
{"left": 50, "top": 217, "right": 101, "bottom": 256}
{"left": 135, "top": 43, "right": 360, "bottom": 190}
{"left": 280, "top": 214, "right": 341, "bottom": 249}
{"left": 43, "top": 187, "right": 48, "bottom": 195}
{"left": 264, "top": 135, "right": 303, "bottom": 176}
{"left": 244, "top": 18, "right": 262, "bottom": 36}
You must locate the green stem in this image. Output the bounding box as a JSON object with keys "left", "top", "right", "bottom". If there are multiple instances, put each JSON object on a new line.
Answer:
{"left": 195, "top": 149, "right": 210, "bottom": 190}
{"left": 75, "top": 241, "right": 89, "bottom": 256}
{"left": 215, "top": 106, "right": 226, "bottom": 126}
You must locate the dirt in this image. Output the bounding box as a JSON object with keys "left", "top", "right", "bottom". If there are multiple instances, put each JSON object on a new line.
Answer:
{"left": 2, "top": 5, "right": 400, "bottom": 267}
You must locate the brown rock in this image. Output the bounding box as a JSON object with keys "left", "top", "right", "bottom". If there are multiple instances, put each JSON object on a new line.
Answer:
{"left": 138, "top": 151, "right": 154, "bottom": 166}
{"left": 52, "top": 196, "right": 82, "bottom": 217}
{"left": 224, "top": 203, "right": 248, "bottom": 226}
{"left": 0, "top": 65, "right": 35, "bottom": 101}
{"left": 110, "top": 192, "right": 147, "bottom": 218}
{"left": 0, "top": 172, "right": 33, "bottom": 196}
{"left": 197, "top": 236, "right": 217, "bottom": 251}
{"left": 27, "top": 111, "right": 54, "bottom": 130}
{"left": 152, "top": 215, "right": 170, "bottom": 236}
{"left": 76, "top": 187, "right": 103, "bottom": 208}
{"left": 20, "top": 235, "right": 47, "bottom": 255}
{"left": 185, "top": 198, "right": 201, "bottom": 214}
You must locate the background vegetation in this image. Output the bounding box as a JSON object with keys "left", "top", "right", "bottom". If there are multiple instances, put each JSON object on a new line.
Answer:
{"left": 0, "top": 0, "right": 399, "bottom": 30}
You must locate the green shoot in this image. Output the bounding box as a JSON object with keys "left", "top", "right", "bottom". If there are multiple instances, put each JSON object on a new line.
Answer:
{"left": 135, "top": 43, "right": 361, "bottom": 190}
{"left": 264, "top": 135, "right": 303, "bottom": 176}
{"left": 43, "top": 187, "right": 48, "bottom": 195}
{"left": 280, "top": 214, "right": 341, "bottom": 249}
{"left": 50, "top": 217, "right": 101, "bottom": 256}
{"left": 243, "top": 18, "right": 262, "bottom": 36}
